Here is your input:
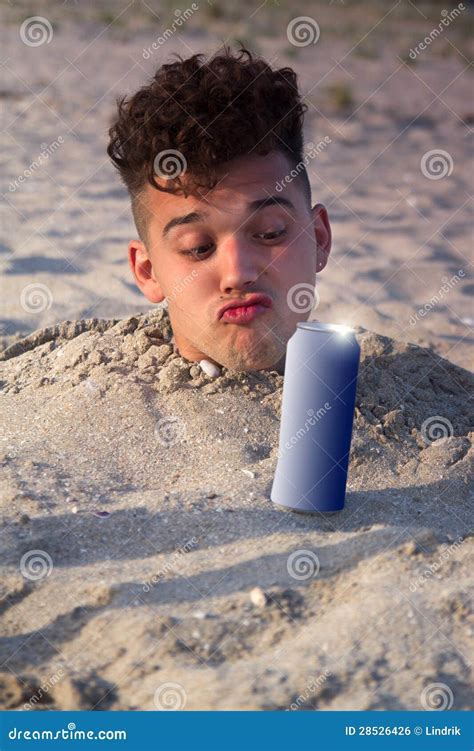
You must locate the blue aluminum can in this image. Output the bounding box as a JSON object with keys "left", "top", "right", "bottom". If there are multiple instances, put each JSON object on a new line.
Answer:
{"left": 270, "top": 322, "right": 360, "bottom": 513}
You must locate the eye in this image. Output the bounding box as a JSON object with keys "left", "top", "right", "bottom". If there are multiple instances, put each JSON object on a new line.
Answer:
{"left": 254, "top": 228, "right": 286, "bottom": 241}
{"left": 182, "top": 243, "right": 214, "bottom": 259}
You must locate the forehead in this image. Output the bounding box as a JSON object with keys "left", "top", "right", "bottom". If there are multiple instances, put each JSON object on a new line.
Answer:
{"left": 144, "top": 151, "right": 298, "bottom": 230}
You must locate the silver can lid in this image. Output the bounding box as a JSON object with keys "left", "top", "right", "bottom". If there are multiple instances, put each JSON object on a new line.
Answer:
{"left": 297, "top": 321, "right": 355, "bottom": 334}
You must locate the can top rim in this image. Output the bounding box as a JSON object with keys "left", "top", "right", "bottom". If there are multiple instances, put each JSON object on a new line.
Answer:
{"left": 297, "top": 321, "right": 355, "bottom": 334}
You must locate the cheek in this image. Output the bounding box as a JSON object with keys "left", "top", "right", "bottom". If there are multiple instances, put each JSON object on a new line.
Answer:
{"left": 270, "top": 242, "right": 315, "bottom": 281}
{"left": 171, "top": 268, "right": 218, "bottom": 317}
{"left": 183, "top": 266, "right": 213, "bottom": 300}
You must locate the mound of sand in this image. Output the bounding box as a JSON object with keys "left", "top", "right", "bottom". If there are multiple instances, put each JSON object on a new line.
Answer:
{"left": 0, "top": 308, "right": 472, "bottom": 710}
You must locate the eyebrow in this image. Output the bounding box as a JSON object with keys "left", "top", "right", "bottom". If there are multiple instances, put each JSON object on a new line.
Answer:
{"left": 162, "top": 195, "right": 296, "bottom": 238}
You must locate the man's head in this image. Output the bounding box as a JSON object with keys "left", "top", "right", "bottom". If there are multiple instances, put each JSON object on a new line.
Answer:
{"left": 107, "top": 46, "right": 331, "bottom": 373}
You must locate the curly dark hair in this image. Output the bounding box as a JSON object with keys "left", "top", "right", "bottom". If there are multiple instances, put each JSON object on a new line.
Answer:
{"left": 107, "top": 45, "right": 310, "bottom": 241}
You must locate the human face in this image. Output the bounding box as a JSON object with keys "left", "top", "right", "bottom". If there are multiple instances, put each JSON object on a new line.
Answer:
{"left": 128, "top": 151, "right": 331, "bottom": 373}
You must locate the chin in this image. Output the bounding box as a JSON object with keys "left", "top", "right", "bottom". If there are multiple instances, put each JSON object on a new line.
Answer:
{"left": 212, "top": 328, "right": 287, "bottom": 373}
{"left": 220, "top": 349, "right": 283, "bottom": 373}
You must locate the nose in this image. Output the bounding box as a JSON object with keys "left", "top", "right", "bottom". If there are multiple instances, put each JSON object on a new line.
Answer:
{"left": 218, "top": 235, "right": 260, "bottom": 294}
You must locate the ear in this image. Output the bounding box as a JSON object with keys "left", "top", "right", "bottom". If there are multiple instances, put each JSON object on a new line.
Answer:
{"left": 128, "top": 239, "right": 165, "bottom": 303}
{"left": 312, "top": 203, "right": 332, "bottom": 273}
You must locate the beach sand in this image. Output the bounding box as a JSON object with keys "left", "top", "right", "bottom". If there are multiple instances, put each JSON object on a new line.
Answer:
{"left": 0, "top": 0, "right": 473, "bottom": 711}
{"left": 0, "top": 307, "right": 472, "bottom": 710}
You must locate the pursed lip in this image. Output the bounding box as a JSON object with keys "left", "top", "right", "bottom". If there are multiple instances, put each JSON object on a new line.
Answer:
{"left": 218, "top": 293, "right": 273, "bottom": 319}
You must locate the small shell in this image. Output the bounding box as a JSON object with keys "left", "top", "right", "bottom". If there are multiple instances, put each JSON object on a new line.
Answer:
{"left": 249, "top": 587, "right": 267, "bottom": 608}
{"left": 241, "top": 468, "right": 255, "bottom": 479}
{"left": 199, "top": 359, "right": 221, "bottom": 378}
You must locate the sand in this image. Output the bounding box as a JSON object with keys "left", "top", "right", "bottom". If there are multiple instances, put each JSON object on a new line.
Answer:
{"left": 0, "top": 0, "right": 473, "bottom": 712}
{"left": 0, "top": 306, "right": 472, "bottom": 710}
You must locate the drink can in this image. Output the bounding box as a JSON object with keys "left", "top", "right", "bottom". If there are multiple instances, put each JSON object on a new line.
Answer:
{"left": 270, "top": 322, "right": 360, "bottom": 513}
